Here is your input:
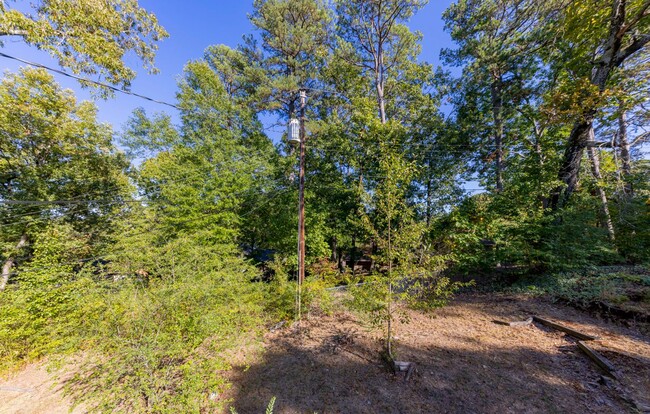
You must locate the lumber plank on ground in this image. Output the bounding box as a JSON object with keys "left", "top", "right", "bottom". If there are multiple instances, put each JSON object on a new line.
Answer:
{"left": 532, "top": 316, "right": 599, "bottom": 340}
{"left": 577, "top": 341, "right": 618, "bottom": 377}
{"left": 493, "top": 317, "right": 533, "bottom": 327}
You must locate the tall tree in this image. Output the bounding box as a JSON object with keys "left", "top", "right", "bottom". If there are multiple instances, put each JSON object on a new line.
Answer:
{"left": 248, "top": 0, "right": 332, "bottom": 118}
{"left": 0, "top": 0, "right": 168, "bottom": 91}
{"left": 116, "top": 50, "right": 277, "bottom": 274}
{"left": 0, "top": 68, "right": 129, "bottom": 290}
{"left": 336, "top": 0, "right": 428, "bottom": 124}
{"left": 549, "top": 0, "right": 650, "bottom": 207}
{"left": 443, "top": 0, "right": 552, "bottom": 192}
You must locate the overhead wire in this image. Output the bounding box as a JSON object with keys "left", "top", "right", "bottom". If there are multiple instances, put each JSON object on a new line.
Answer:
{"left": 5, "top": 185, "right": 298, "bottom": 277}
{"left": 0, "top": 52, "right": 180, "bottom": 110}
{"left": 0, "top": 171, "right": 299, "bottom": 229}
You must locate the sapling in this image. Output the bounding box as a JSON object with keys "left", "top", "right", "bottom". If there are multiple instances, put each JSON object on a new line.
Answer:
{"left": 349, "top": 130, "right": 464, "bottom": 362}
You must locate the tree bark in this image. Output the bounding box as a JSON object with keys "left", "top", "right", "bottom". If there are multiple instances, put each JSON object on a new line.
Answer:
{"left": 551, "top": 119, "right": 593, "bottom": 209}
{"left": 0, "top": 233, "right": 28, "bottom": 291}
{"left": 330, "top": 236, "right": 338, "bottom": 262}
{"left": 617, "top": 110, "right": 633, "bottom": 195}
{"left": 587, "top": 129, "right": 616, "bottom": 242}
{"left": 375, "top": 52, "right": 387, "bottom": 124}
{"left": 426, "top": 157, "right": 432, "bottom": 226}
{"left": 490, "top": 77, "right": 504, "bottom": 192}
{"left": 551, "top": 0, "right": 650, "bottom": 208}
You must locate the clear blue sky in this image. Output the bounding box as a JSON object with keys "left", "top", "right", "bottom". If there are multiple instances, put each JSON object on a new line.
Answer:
{"left": 0, "top": 0, "right": 456, "bottom": 135}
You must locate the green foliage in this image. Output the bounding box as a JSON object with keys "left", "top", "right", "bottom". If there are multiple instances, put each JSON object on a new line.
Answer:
{"left": 0, "top": 0, "right": 168, "bottom": 91}
{"left": 432, "top": 189, "right": 634, "bottom": 277}
{"left": 1, "top": 0, "right": 649, "bottom": 411}
{"left": 509, "top": 266, "right": 650, "bottom": 309}
{"left": 0, "top": 223, "right": 95, "bottom": 368}
{"left": 346, "top": 125, "right": 463, "bottom": 356}
{"left": 0, "top": 67, "right": 130, "bottom": 209}
{"left": 69, "top": 268, "right": 267, "bottom": 413}
{"left": 265, "top": 258, "right": 334, "bottom": 320}
{"left": 0, "top": 225, "right": 270, "bottom": 412}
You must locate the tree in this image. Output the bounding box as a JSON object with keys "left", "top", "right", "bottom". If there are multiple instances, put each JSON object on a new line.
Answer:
{"left": 549, "top": 0, "right": 650, "bottom": 207}
{"left": 335, "top": 0, "right": 428, "bottom": 124}
{"left": 248, "top": 0, "right": 332, "bottom": 118}
{"left": 115, "top": 52, "right": 276, "bottom": 275}
{"left": 0, "top": 0, "right": 168, "bottom": 91}
{"left": 0, "top": 68, "right": 130, "bottom": 290}
{"left": 349, "top": 123, "right": 461, "bottom": 360}
{"left": 443, "top": 0, "right": 554, "bottom": 192}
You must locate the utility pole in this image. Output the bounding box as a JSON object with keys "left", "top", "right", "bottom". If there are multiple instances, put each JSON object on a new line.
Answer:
{"left": 298, "top": 90, "right": 306, "bottom": 287}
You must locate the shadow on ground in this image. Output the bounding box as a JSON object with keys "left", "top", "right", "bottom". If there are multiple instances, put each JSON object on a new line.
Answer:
{"left": 226, "top": 295, "right": 649, "bottom": 413}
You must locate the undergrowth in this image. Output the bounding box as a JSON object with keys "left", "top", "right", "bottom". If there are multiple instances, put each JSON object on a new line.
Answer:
{"left": 0, "top": 234, "right": 337, "bottom": 412}
{"left": 506, "top": 266, "right": 650, "bottom": 307}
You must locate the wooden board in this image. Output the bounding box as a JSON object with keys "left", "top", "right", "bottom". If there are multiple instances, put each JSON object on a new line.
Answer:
{"left": 532, "top": 316, "right": 599, "bottom": 340}
{"left": 577, "top": 341, "right": 618, "bottom": 377}
{"left": 493, "top": 317, "right": 533, "bottom": 327}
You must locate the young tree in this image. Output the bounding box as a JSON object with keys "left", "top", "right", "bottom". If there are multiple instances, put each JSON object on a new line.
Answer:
{"left": 349, "top": 123, "right": 460, "bottom": 360}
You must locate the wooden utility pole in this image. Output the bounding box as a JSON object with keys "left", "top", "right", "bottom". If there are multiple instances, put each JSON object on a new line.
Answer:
{"left": 298, "top": 90, "right": 306, "bottom": 285}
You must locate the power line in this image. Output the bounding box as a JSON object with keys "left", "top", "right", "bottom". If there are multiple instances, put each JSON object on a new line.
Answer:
{"left": 0, "top": 175, "right": 296, "bottom": 228}
{"left": 0, "top": 52, "right": 180, "bottom": 110}
{"left": 5, "top": 186, "right": 297, "bottom": 277}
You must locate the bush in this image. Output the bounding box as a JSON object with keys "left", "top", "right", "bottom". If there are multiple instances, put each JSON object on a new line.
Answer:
{"left": 0, "top": 225, "right": 272, "bottom": 412}
{"left": 265, "top": 258, "right": 335, "bottom": 321}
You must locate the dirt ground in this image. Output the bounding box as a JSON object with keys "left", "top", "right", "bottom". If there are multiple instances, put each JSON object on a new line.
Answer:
{"left": 1, "top": 294, "right": 649, "bottom": 413}
{"left": 0, "top": 363, "right": 84, "bottom": 414}
{"left": 224, "top": 294, "right": 650, "bottom": 414}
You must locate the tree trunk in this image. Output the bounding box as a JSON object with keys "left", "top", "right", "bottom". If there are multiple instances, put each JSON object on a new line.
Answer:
{"left": 551, "top": 0, "right": 626, "bottom": 210}
{"left": 350, "top": 234, "right": 357, "bottom": 276}
{"left": 376, "top": 81, "right": 387, "bottom": 124}
{"left": 551, "top": 119, "right": 593, "bottom": 209}
{"left": 490, "top": 78, "right": 504, "bottom": 192}
{"left": 587, "top": 129, "right": 616, "bottom": 242}
{"left": 0, "top": 233, "right": 28, "bottom": 291}
{"left": 330, "top": 236, "right": 338, "bottom": 262}
{"left": 534, "top": 127, "right": 549, "bottom": 209}
{"left": 617, "top": 110, "right": 633, "bottom": 195}
{"left": 375, "top": 36, "right": 387, "bottom": 124}
{"left": 426, "top": 158, "right": 432, "bottom": 226}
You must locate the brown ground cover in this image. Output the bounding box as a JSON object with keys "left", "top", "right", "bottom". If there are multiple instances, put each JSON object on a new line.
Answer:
{"left": 1, "top": 294, "right": 649, "bottom": 413}
{"left": 224, "top": 294, "right": 650, "bottom": 414}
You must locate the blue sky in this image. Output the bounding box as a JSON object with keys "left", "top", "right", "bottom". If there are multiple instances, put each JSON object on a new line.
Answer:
{"left": 0, "top": 0, "right": 456, "bottom": 136}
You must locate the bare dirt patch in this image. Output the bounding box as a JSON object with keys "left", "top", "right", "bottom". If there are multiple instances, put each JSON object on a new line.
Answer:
{"left": 224, "top": 294, "right": 650, "bottom": 414}
{"left": 0, "top": 363, "right": 83, "bottom": 414}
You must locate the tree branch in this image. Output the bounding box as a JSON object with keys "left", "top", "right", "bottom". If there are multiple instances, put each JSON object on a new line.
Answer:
{"left": 0, "top": 29, "right": 28, "bottom": 36}
{"left": 615, "top": 34, "right": 650, "bottom": 66}
{"left": 617, "top": 0, "right": 650, "bottom": 36}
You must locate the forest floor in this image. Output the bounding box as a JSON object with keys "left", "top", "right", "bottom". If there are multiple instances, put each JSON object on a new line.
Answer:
{"left": 1, "top": 294, "right": 649, "bottom": 413}
{"left": 224, "top": 294, "right": 650, "bottom": 414}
